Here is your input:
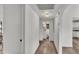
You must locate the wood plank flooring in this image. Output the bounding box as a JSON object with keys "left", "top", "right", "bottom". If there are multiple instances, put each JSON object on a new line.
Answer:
{"left": 62, "top": 38, "right": 79, "bottom": 54}
{"left": 35, "top": 39, "right": 57, "bottom": 54}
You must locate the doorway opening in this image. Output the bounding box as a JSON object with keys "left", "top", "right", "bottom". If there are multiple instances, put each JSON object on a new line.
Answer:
{"left": 35, "top": 19, "right": 57, "bottom": 54}
{"left": 62, "top": 17, "right": 79, "bottom": 54}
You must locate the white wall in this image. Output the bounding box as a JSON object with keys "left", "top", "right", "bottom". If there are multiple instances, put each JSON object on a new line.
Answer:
{"left": 3, "top": 5, "right": 24, "bottom": 53}
{"left": 61, "top": 5, "right": 79, "bottom": 47}
{"left": 61, "top": 6, "right": 73, "bottom": 47}
{"left": 49, "top": 19, "right": 54, "bottom": 41}
{"left": 39, "top": 19, "right": 44, "bottom": 40}
{"left": 53, "top": 5, "right": 70, "bottom": 53}
{"left": 0, "top": 5, "right": 3, "bottom": 33}
{"left": 54, "top": 5, "right": 63, "bottom": 53}
{"left": 25, "top": 5, "right": 40, "bottom": 54}
{"left": 54, "top": 13, "right": 60, "bottom": 53}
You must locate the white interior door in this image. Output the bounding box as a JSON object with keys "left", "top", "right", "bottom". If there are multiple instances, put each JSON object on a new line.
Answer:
{"left": 3, "top": 4, "right": 24, "bottom": 54}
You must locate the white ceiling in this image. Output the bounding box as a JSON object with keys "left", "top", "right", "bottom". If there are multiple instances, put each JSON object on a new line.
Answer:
{"left": 36, "top": 4, "right": 55, "bottom": 20}
{"left": 37, "top": 4, "right": 54, "bottom": 10}
{"left": 40, "top": 10, "right": 55, "bottom": 19}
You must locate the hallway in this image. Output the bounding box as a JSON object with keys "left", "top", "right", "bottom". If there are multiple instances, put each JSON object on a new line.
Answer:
{"left": 0, "top": 4, "right": 79, "bottom": 54}
{"left": 35, "top": 39, "right": 57, "bottom": 54}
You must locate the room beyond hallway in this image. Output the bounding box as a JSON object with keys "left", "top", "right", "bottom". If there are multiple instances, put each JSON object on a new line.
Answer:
{"left": 0, "top": 20, "right": 3, "bottom": 54}
{"left": 35, "top": 39, "right": 57, "bottom": 54}
{"left": 0, "top": 33, "right": 3, "bottom": 54}
{"left": 62, "top": 38, "right": 79, "bottom": 54}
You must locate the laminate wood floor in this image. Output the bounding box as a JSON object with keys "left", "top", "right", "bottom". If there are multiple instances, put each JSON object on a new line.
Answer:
{"left": 62, "top": 38, "right": 79, "bottom": 54}
{"left": 35, "top": 39, "right": 57, "bottom": 54}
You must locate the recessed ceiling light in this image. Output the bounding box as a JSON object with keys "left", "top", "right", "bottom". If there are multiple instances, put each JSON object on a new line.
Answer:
{"left": 44, "top": 11, "right": 49, "bottom": 14}
{"left": 45, "top": 14, "right": 49, "bottom": 17}
{"left": 44, "top": 11, "right": 49, "bottom": 17}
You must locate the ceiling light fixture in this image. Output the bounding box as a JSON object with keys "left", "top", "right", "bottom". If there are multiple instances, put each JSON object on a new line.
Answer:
{"left": 44, "top": 11, "right": 48, "bottom": 14}
{"left": 44, "top": 11, "right": 49, "bottom": 17}
{"left": 45, "top": 14, "right": 49, "bottom": 17}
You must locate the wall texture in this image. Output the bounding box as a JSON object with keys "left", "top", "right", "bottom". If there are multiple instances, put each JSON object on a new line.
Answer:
{"left": 49, "top": 19, "right": 54, "bottom": 41}
{"left": 61, "top": 5, "right": 79, "bottom": 47}
{"left": 25, "top": 5, "right": 40, "bottom": 54}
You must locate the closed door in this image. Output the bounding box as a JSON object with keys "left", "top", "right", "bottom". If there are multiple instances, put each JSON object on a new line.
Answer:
{"left": 3, "top": 4, "right": 24, "bottom": 54}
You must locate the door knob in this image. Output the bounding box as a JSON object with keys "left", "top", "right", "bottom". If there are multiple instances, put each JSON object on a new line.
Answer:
{"left": 20, "top": 39, "right": 22, "bottom": 42}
